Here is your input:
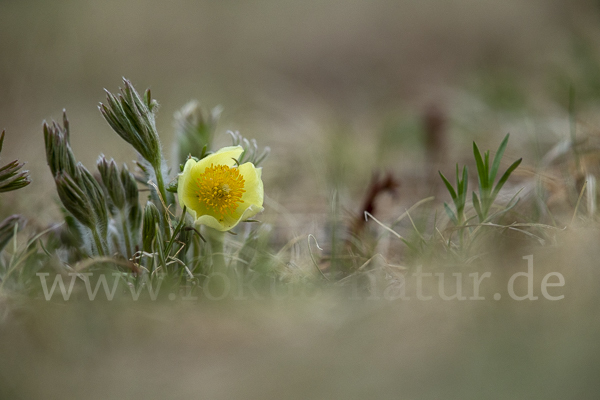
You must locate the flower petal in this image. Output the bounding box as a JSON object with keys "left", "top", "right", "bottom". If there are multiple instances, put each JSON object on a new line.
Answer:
{"left": 194, "top": 203, "right": 263, "bottom": 231}
{"left": 194, "top": 214, "right": 231, "bottom": 231}
{"left": 178, "top": 157, "right": 206, "bottom": 219}
{"left": 239, "top": 203, "right": 264, "bottom": 221}
{"left": 238, "top": 163, "right": 264, "bottom": 209}
{"left": 177, "top": 145, "right": 264, "bottom": 231}
{"left": 194, "top": 146, "right": 244, "bottom": 172}
{"left": 177, "top": 158, "right": 196, "bottom": 208}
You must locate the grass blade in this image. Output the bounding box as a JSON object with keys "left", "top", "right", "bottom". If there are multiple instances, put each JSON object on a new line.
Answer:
{"left": 490, "top": 133, "right": 510, "bottom": 184}
{"left": 472, "top": 192, "right": 483, "bottom": 222}
{"left": 491, "top": 158, "right": 522, "bottom": 199}
{"left": 443, "top": 202, "right": 458, "bottom": 225}
{"left": 459, "top": 165, "right": 468, "bottom": 208}
{"left": 439, "top": 171, "right": 457, "bottom": 200}
{"left": 473, "top": 141, "right": 488, "bottom": 190}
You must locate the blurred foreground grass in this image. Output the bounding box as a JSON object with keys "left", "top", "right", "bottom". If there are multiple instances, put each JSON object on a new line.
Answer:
{"left": 1, "top": 230, "right": 599, "bottom": 400}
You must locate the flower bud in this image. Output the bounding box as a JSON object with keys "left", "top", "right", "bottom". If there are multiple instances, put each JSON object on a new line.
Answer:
{"left": 142, "top": 201, "right": 161, "bottom": 253}
{"left": 55, "top": 173, "right": 95, "bottom": 229}
{"left": 78, "top": 164, "right": 109, "bottom": 236}
{"left": 173, "top": 100, "right": 221, "bottom": 166}
{"left": 99, "top": 78, "right": 162, "bottom": 169}
{"left": 121, "top": 163, "right": 142, "bottom": 232}
{"left": 97, "top": 155, "right": 126, "bottom": 210}
{"left": 42, "top": 112, "right": 78, "bottom": 179}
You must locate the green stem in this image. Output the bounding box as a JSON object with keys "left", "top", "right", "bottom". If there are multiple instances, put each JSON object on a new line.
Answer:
{"left": 193, "top": 236, "right": 201, "bottom": 268}
{"left": 206, "top": 228, "right": 226, "bottom": 271}
{"left": 153, "top": 165, "right": 170, "bottom": 208}
{"left": 92, "top": 228, "right": 106, "bottom": 257}
{"left": 121, "top": 210, "right": 132, "bottom": 259}
{"left": 153, "top": 165, "right": 175, "bottom": 244}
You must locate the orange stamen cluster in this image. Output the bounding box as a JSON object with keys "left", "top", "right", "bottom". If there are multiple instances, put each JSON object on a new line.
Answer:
{"left": 196, "top": 164, "right": 246, "bottom": 220}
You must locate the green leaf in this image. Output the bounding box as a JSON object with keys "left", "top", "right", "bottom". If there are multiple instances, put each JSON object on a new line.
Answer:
{"left": 78, "top": 164, "right": 109, "bottom": 236}
{"left": 0, "top": 172, "right": 30, "bottom": 193}
{"left": 166, "top": 179, "right": 179, "bottom": 193}
{"left": 439, "top": 170, "right": 457, "bottom": 200}
{"left": 173, "top": 101, "right": 220, "bottom": 166}
{"left": 490, "top": 133, "right": 510, "bottom": 184}
{"left": 459, "top": 165, "right": 468, "bottom": 208}
{"left": 120, "top": 164, "right": 141, "bottom": 231}
{"left": 473, "top": 141, "right": 488, "bottom": 190}
{"left": 0, "top": 215, "right": 25, "bottom": 253}
{"left": 484, "top": 150, "right": 490, "bottom": 182}
{"left": 492, "top": 158, "right": 522, "bottom": 199}
{"left": 455, "top": 164, "right": 460, "bottom": 193}
{"left": 43, "top": 117, "right": 79, "bottom": 179}
{"left": 200, "top": 144, "right": 209, "bottom": 160}
{"left": 443, "top": 202, "right": 458, "bottom": 226}
{"left": 97, "top": 156, "right": 126, "bottom": 210}
{"left": 0, "top": 159, "right": 30, "bottom": 193}
{"left": 472, "top": 192, "right": 483, "bottom": 222}
{"left": 164, "top": 206, "right": 187, "bottom": 256}
{"left": 100, "top": 78, "right": 162, "bottom": 169}
{"left": 142, "top": 201, "right": 161, "bottom": 254}
{"left": 55, "top": 173, "right": 95, "bottom": 229}
{"left": 228, "top": 130, "right": 270, "bottom": 166}
{"left": 485, "top": 196, "right": 521, "bottom": 222}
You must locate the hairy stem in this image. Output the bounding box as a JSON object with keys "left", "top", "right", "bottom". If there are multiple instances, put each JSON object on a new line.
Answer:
{"left": 121, "top": 210, "right": 132, "bottom": 260}
{"left": 92, "top": 228, "right": 107, "bottom": 257}
{"left": 154, "top": 165, "right": 170, "bottom": 208}
{"left": 207, "top": 228, "right": 226, "bottom": 271}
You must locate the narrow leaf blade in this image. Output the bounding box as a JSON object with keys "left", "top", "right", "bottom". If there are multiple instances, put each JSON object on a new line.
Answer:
{"left": 439, "top": 171, "right": 458, "bottom": 201}
{"left": 492, "top": 158, "right": 522, "bottom": 199}
{"left": 490, "top": 133, "right": 510, "bottom": 184}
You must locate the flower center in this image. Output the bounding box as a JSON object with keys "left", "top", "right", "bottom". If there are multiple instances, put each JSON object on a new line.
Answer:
{"left": 196, "top": 164, "right": 246, "bottom": 220}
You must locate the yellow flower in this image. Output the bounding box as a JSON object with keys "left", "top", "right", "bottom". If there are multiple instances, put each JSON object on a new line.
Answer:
{"left": 177, "top": 146, "right": 264, "bottom": 231}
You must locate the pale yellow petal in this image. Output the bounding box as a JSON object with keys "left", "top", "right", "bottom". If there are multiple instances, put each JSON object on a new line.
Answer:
{"left": 194, "top": 146, "right": 244, "bottom": 173}
{"left": 238, "top": 162, "right": 264, "bottom": 208}
{"left": 239, "top": 204, "right": 264, "bottom": 221}
{"left": 177, "top": 158, "right": 196, "bottom": 208}
{"left": 179, "top": 146, "right": 264, "bottom": 231}
{"left": 194, "top": 214, "right": 230, "bottom": 231}
{"left": 177, "top": 157, "right": 208, "bottom": 218}
{"left": 194, "top": 204, "right": 263, "bottom": 231}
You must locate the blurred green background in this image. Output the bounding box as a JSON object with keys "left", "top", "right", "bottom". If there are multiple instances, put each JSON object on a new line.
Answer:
{"left": 3, "top": 0, "right": 600, "bottom": 224}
